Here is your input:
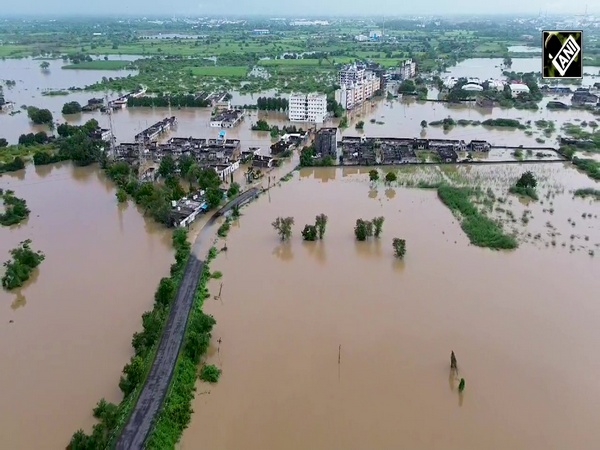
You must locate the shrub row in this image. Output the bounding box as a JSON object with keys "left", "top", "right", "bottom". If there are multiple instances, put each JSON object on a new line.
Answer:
{"left": 144, "top": 246, "right": 219, "bottom": 449}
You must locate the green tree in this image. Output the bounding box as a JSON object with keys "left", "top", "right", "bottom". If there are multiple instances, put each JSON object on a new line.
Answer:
{"left": 392, "top": 238, "right": 406, "bottom": 258}
{"left": 369, "top": 169, "right": 379, "bottom": 183}
{"left": 385, "top": 171, "right": 397, "bottom": 183}
{"left": 40, "top": 61, "right": 50, "bottom": 71}
{"left": 0, "top": 138, "right": 8, "bottom": 148}
{"left": 197, "top": 167, "right": 221, "bottom": 190}
{"left": 119, "top": 355, "right": 145, "bottom": 396}
{"left": 205, "top": 187, "right": 224, "bottom": 209}
{"left": 272, "top": 216, "right": 294, "bottom": 241}
{"left": 227, "top": 182, "right": 240, "bottom": 198}
{"left": 458, "top": 378, "right": 465, "bottom": 392}
{"left": 301, "top": 224, "right": 318, "bottom": 241}
{"left": 515, "top": 171, "right": 537, "bottom": 189}
{"left": 372, "top": 216, "right": 384, "bottom": 238}
{"left": 158, "top": 155, "right": 176, "bottom": 178}
{"left": 1, "top": 239, "right": 45, "bottom": 290}
{"left": 200, "top": 364, "right": 222, "bottom": 383}
{"left": 116, "top": 189, "right": 127, "bottom": 203}
{"left": 62, "top": 101, "right": 82, "bottom": 115}
{"left": 27, "top": 107, "right": 53, "bottom": 125}
{"left": 420, "top": 120, "right": 428, "bottom": 128}
{"left": 355, "top": 120, "right": 365, "bottom": 130}
{"left": 354, "top": 219, "right": 368, "bottom": 241}
{"left": 315, "top": 213, "right": 328, "bottom": 239}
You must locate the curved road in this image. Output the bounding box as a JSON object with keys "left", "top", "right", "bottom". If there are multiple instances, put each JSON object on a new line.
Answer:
{"left": 116, "top": 188, "right": 260, "bottom": 450}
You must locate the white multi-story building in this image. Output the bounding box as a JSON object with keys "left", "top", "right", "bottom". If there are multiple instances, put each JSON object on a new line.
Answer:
{"left": 339, "top": 63, "right": 366, "bottom": 86}
{"left": 399, "top": 59, "right": 416, "bottom": 80}
{"left": 288, "top": 93, "right": 328, "bottom": 123}
{"left": 335, "top": 69, "right": 381, "bottom": 110}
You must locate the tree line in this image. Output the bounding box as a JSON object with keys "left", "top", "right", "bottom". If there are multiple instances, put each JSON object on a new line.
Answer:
{"left": 69, "top": 230, "right": 216, "bottom": 449}
{"left": 0, "top": 189, "right": 30, "bottom": 227}
{"left": 256, "top": 96, "right": 288, "bottom": 111}
{"left": 127, "top": 95, "right": 211, "bottom": 108}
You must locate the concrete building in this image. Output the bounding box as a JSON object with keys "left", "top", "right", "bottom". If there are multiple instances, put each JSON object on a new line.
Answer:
{"left": 336, "top": 64, "right": 381, "bottom": 110}
{"left": 369, "top": 30, "right": 382, "bottom": 40}
{"left": 209, "top": 109, "right": 244, "bottom": 128}
{"left": 399, "top": 59, "right": 416, "bottom": 80}
{"left": 288, "top": 93, "right": 327, "bottom": 123}
{"left": 462, "top": 83, "right": 484, "bottom": 91}
{"left": 314, "top": 128, "right": 338, "bottom": 158}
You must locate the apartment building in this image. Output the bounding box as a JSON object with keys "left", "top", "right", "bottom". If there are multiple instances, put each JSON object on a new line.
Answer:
{"left": 288, "top": 93, "right": 328, "bottom": 123}
{"left": 335, "top": 68, "right": 381, "bottom": 110}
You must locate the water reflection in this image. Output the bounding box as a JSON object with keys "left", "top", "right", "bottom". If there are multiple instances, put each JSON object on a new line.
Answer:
{"left": 392, "top": 258, "right": 406, "bottom": 273}
{"left": 314, "top": 168, "right": 336, "bottom": 183}
{"left": 117, "top": 202, "right": 127, "bottom": 233}
{"left": 385, "top": 188, "right": 396, "bottom": 199}
{"left": 10, "top": 291, "right": 27, "bottom": 310}
{"left": 2, "top": 169, "right": 25, "bottom": 181}
{"left": 459, "top": 391, "right": 465, "bottom": 408}
{"left": 272, "top": 241, "right": 293, "bottom": 261}
{"left": 355, "top": 239, "right": 382, "bottom": 259}
{"left": 302, "top": 240, "right": 326, "bottom": 264}
{"left": 368, "top": 189, "right": 378, "bottom": 199}
{"left": 34, "top": 163, "right": 54, "bottom": 178}
{"left": 449, "top": 370, "right": 456, "bottom": 392}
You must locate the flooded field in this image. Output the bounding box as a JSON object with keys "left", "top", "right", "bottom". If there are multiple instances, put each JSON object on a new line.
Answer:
{"left": 0, "top": 164, "right": 173, "bottom": 449}
{"left": 1, "top": 57, "right": 599, "bottom": 149}
{"left": 181, "top": 164, "right": 599, "bottom": 450}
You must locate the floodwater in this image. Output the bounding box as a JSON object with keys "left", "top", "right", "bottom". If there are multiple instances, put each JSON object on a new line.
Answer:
{"left": 181, "top": 164, "right": 599, "bottom": 450}
{"left": 0, "top": 163, "right": 173, "bottom": 450}
{"left": 1, "top": 56, "right": 598, "bottom": 149}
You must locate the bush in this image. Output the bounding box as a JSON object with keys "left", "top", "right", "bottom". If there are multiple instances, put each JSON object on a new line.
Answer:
{"left": 0, "top": 190, "right": 30, "bottom": 226}
{"left": 217, "top": 219, "right": 231, "bottom": 237}
{"left": 392, "top": 238, "right": 406, "bottom": 258}
{"left": 62, "top": 101, "right": 82, "bottom": 115}
{"left": 301, "top": 224, "right": 318, "bottom": 241}
{"left": 200, "top": 364, "right": 222, "bottom": 383}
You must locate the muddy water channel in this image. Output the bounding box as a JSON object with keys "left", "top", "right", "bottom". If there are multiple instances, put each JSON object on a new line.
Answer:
{"left": 0, "top": 164, "right": 173, "bottom": 449}
{"left": 182, "top": 164, "right": 599, "bottom": 450}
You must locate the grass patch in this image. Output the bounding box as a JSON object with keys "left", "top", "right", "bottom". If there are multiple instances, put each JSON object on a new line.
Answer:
{"left": 187, "top": 66, "right": 248, "bottom": 77}
{"left": 62, "top": 60, "right": 133, "bottom": 70}
{"left": 437, "top": 185, "right": 518, "bottom": 250}
{"left": 574, "top": 188, "right": 600, "bottom": 200}
{"left": 572, "top": 158, "right": 600, "bottom": 181}
{"left": 509, "top": 186, "right": 539, "bottom": 201}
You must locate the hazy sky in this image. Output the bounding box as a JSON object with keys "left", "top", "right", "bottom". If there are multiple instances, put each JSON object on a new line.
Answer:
{"left": 0, "top": 0, "right": 594, "bottom": 17}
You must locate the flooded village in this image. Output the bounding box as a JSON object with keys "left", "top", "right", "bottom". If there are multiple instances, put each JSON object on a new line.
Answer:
{"left": 1, "top": 32, "right": 600, "bottom": 450}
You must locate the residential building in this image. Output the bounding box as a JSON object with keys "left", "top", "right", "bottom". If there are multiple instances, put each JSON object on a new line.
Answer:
{"left": 336, "top": 64, "right": 381, "bottom": 110}
{"left": 354, "top": 34, "right": 369, "bottom": 42}
{"left": 314, "top": 128, "right": 338, "bottom": 158}
{"left": 369, "top": 30, "right": 382, "bottom": 40}
{"left": 210, "top": 109, "right": 244, "bottom": 128}
{"left": 509, "top": 82, "right": 530, "bottom": 97}
{"left": 398, "top": 59, "right": 416, "bottom": 80}
{"left": 252, "top": 29, "right": 269, "bottom": 35}
{"left": 462, "top": 83, "right": 484, "bottom": 91}
{"left": 288, "top": 93, "right": 327, "bottom": 123}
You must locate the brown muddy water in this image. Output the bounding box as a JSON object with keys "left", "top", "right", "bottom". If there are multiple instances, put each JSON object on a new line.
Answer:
{"left": 181, "top": 165, "right": 599, "bottom": 450}
{"left": 0, "top": 163, "right": 173, "bottom": 450}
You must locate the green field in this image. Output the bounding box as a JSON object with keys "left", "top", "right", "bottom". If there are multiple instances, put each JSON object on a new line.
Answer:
{"left": 62, "top": 60, "right": 133, "bottom": 70}
{"left": 188, "top": 66, "right": 248, "bottom": 77}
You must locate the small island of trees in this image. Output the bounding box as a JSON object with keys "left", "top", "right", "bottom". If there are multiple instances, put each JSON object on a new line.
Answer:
{"left": 2, "top": 240, "right": 45, "bottom": 290}
{"left": 0, "top": 189, "right": 30, "bottom": 226}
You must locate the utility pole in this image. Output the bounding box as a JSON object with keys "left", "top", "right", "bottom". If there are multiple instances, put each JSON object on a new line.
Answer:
{"left": 105, "top": 94, "right": 116, "bottom": 160}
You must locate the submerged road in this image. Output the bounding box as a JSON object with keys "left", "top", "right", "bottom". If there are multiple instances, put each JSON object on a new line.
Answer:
{"left": 116, "top": 187, "right": 260, "bottom": 450}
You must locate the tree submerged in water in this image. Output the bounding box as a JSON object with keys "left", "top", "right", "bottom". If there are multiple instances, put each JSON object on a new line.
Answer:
{"left": 315, "top": 213, "right": 328, "bottom": 239}
{"left": 272, "top": 216, "right": 294, "bottom": 241}
{"left": 2, "top": 239, "right": 45, "bottom": 290}
{"left": 458, "top": 378, "right": 465, "bottom": 392}
{"left": 301, "top": 224, "right": 318, "bottom": 241}
{"left": 392, "top": 238, "right": 406, "bottom": 259}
